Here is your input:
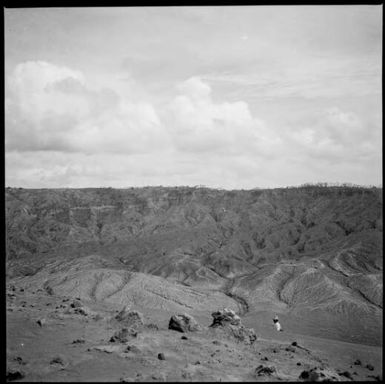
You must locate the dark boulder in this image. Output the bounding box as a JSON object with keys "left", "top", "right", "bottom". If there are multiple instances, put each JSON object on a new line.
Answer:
{"left": 36, "top": 318, "right": 46, "bottom": 327}
{"left": 6, "top": 368, "right": 25, "bottom": 381}
{"left": 70, "top": 300, "right": 82, "bottom": 308}
{"left": 168, "top": 313, "right": 201, "bottom": 333}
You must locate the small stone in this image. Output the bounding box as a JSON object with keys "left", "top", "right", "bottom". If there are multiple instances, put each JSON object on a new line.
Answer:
{"left": 366, "top": 364, "right": 374, "bottom": 371}
{"left": 158, "top": 353, "right": 165, "bottom": 360}
{"left": 255, "top": 365, "right": 276, "bottom": 376}
{"left": 72, "top": 339, "right": 85, "bottom": 344}
{"left": 13, "top": 356, "right": 26, "bottom": 365}
{"left": 297, "top": 362, "right": 301, "bottom": 366}
{"left": 70, "top": 300, "right": 82, "bottom": 308}
{"left": 181, "top": 336, "right": 188, "bottom": 340}
{"left": 194, "top": 361, "right": 201, "bottom": 365}
{"left": 353, "top": 359, "right": 362, "bottom": 366}
{"left": 36, "top": 318, "right": 46, "bottom": 327}
{"left": 110, "top": 328, "right": 137, "bottom": 343}
{"left": 291, "top": 341, "right": 298, "bottom": 347}
{"left": 50, "top": 356, "right": 64, "bottom": 365}
{"left": 261, "top": 357, "right": 269, "bottom": 361}
{"left": 125, "top": 345, "right": 141, "bottom": 354}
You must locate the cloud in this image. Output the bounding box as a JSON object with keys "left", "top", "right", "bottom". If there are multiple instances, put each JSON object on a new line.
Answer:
{"left": 285, "top": 106, "right": 381, "bottom": 165}
{"left": 166, "top": 77, "right": 282, "bottom": 157}
{"left": 5, "top": 61, "right": 169, "bottom": 155}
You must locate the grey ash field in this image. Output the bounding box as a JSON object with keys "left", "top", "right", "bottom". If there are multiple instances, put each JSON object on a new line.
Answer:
{"left": 6, "top": 185, "right": 383, "bottom": 382}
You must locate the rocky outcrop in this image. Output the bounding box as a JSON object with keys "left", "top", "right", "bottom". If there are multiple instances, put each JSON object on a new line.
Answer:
{"left": 209, "top": 308, "right": 257, "bottom": 345}
{"left": 210, "top": 308, "right": 241, "bottom": 326}
{"left": 168, "top": 313, "right": 201, "bottom": 333}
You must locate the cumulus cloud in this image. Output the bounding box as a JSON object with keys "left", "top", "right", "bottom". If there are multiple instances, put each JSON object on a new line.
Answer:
{"left": 286, "top": 106, "right": 381, "bottom": 165}
{"left": 5, "top": 61, "right": 169, "bottom": 154}
{"left": 166, "top": 76, "right": 282, "bottom": 157}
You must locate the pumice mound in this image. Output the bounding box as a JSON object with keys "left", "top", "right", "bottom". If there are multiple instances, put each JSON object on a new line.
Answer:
{"left": 168, "top": 313, "right": 201, "bottom": 333}
{"left": 210, "top": 308, "right": 241, "bottom": 326}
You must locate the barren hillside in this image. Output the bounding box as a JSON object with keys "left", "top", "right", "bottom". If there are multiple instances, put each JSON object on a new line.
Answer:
{"left": 6, "top": 185, "right": 383, "bottom": 346}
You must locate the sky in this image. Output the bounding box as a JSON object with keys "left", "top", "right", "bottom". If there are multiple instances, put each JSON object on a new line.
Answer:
{"left": 4, "top": 6, "right": 382, "bottom": 189}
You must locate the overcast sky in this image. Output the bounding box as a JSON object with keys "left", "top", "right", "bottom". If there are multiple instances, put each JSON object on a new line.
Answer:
{"left": 4, "top": 6, "right": 382, "bottom": 189}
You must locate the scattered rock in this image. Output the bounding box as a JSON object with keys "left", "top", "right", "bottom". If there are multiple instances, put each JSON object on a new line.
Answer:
{"left": 6, "top": 368, "right": 25, "bottom": 381}
{"left": 89, "top": 345, "right": 122, "bottom": 354}
{"left": 13, "top": 356, "right": 26, "bottom": 365}
{"left": 120, "top": 378, "right": 135, "bottom": 383}
{"left": 168, "top": 313, "right": 201, "bottom": 333}
{"left": 45, "top": 286, "right": 54, "bottom": 295}
{"left": 353, "top": 359, "right": 362, "bottom": 366}
{"left": 366, "top": 364, "right": 374, "bottom": 371}
{"left": 367, "top": 374, "right": 382, "bottom": 381}
{"left": 299, "top": 367, "right": 336, "bottom": 382}
{"left": 261, "top": 357, "right": 269, "bottom": 361}
{"left": 72, "top": 338, "right": 85, "bottom": 344}
{"left": 285, "top": 346, "right": 296, "bottom": 353}
{"left": 74, "top": 307, "right": 89, "bottom": 316}
{"left": 50, "top": 356, "right": 64, "bottom": 365}
{"left": 70, "top": 300, "right": 83, "bottom": 308}
{"left": 115, "top": 307, "right": 144, "bottom": 329}
{"left": 338, "top": 371, "right": 353, "bottom": 379}
{"left": 227, "top": 324, "right": 257, "bottom": 345}
{"left": 151, "top": 373, "right": 166, "bottom": 382}
{"left": 125, "top": 345, "right": 141, "bottom": 354}
{"left": 158, "top": 353, "right": 166, "bottom": 360}
{"left": 212, "top": 340, "right": 221, "bottom": 345}
{"left": 194, "top": 361, "right": 201, "bottom": 365}
{"left": 110, "top": 328, "right": 137, "bottom": 343}
{"left": 36, "top": 318, "right": 46, "bottom": 327}
{"left": 146, "top": 323, "right": 159, "bottom": 331}
{"left": 255, "top": 364, "right": 277, "bottom": 376}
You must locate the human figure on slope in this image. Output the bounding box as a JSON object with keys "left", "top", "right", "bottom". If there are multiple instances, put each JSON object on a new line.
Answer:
{"left": 273, "top": 315, "right": 283, "bottom": 331}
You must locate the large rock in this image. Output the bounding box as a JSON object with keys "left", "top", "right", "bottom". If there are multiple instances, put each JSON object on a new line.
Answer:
{"left": 210, "top": 308, "right": 241, "bottom": 327}
{"left": 209, "top": 308, "right": 257, "bottom": 345}
{"left": 115, "top": 307, "right": 144, "bottom": 329}
{"left": 168, "top": 313, "right": 201, "bottom": 333}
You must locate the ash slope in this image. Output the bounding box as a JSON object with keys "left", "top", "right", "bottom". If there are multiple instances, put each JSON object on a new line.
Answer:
{"left": 6, "top": 186, "right": 383, "bottom": 345}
